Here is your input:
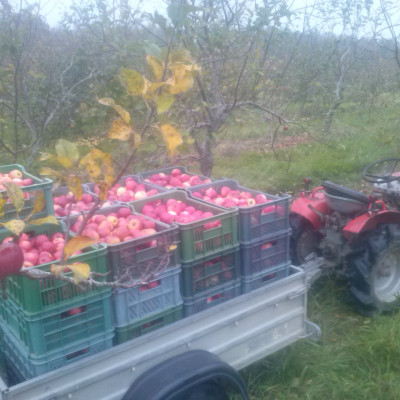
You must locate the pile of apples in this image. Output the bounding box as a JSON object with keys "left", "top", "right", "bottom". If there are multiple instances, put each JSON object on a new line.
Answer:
{"left": 190, "top": 185, "right": 273, "bottom": 212}
{"left": 143, "top": 168, "right": 212, "bottom": 188}
{"left": 1, "top": 232, "right": 81, "bottom": 268}
{"left": 53, "top": 192, "right": 114, "bottom": 218}
{"left": 139, "top": 198, "right": 221, "bottom": 230}
{"left": 92, "top": 176, "right": 159, "bottom": 202}
{"left": 0, "top": 169, "right": 34, "bottom": 200}
{"left": 70, "top": 207, "right": 158, "bottom": 246}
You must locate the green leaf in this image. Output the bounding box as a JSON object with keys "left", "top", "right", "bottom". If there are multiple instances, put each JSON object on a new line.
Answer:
{"left": 156, "top": 91, "right": 175, "bottom": 114}
{"left": 55, "top": 139, "right": 79, "bottom": 165}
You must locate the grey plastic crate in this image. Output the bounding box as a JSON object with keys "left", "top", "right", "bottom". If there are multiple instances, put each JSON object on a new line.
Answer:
{"left": 68, "top": 204, "right": 180, "bottom": 283}
{"left": 240, "top": 229, "right": 291, "bottom": 278}
{"left": 112, "top": 266, "right": 182, "bottom": 327}
{"left": 185, "top": 179, "right": 291, "bottom": 244}
{"left": 180, "top": 246, "right": 241, "bottom": 297}
{"left": 241, "top": 264, "right": 290, "bottom": 294}
{"left": 182, "top": 281, "right": 242, "bottom": 317}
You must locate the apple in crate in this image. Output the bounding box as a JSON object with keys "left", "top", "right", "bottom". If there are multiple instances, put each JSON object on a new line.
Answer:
{"left": 144, "top": 169, "right": 212, "bottom": 188}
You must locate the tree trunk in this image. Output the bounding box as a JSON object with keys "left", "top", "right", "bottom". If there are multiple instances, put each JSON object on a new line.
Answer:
{"left": 199, "top": 136, "right": 214, "bottom": 177}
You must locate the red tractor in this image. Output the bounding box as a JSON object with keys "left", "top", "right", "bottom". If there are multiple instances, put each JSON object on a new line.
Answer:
{"left": 290, "top": 158, "right": 400, "bottom": 313}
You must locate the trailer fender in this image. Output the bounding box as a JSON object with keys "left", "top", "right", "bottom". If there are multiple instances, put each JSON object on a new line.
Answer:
{"left": 121, "top": 349, "right": 250, "bottom": 400}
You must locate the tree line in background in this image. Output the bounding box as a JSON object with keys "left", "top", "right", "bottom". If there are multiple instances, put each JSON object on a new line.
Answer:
{"left": 1, "top": 0, "right": 400, "bottom": 176}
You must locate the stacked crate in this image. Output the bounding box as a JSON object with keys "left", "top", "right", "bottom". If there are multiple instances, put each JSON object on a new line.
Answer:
{"left": 67, "top": 204, "right": 183, "bottom": 345}
{"left": 184, "top": 179, "right": 291, "bottom": 293}
{"left": 0, "top": 223, "right": 113, "bottom": 382}
{"left": 131, "top": 190, "right": 240, "bottom": 317}
{"left": 0, "top": 164, "right": 54, "bottom": 228}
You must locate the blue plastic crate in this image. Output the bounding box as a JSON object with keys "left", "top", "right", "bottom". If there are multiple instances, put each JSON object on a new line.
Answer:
{"left": 112, "top": 266, "right": 182, "bottom": 327}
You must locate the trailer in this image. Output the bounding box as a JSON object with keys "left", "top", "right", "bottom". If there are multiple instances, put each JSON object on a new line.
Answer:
{"left": 0, "top": 259, "right": 322, "bottom": 400}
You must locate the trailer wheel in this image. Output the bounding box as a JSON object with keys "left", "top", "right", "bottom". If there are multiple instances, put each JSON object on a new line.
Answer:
{"left": 347, "top": 224, "right": 400, "bottom": 313}
{"left": 290, "top": 213, "right": 322, "bottom": 265}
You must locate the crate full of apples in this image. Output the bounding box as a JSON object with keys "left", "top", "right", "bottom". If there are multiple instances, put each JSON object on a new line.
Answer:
{"left": 68, "top": 205, "right": 180, "bottom": 283}
{"left": 52, "top": 185, "right": 116, "bottom": 219}
{"left": 138, "top": 166, "right": 216, "bottom": 189}
{"left": 0, "top": 222, "right": 109, "bottom": 314}
{"left": 0, "top": 164, "right": 54, "bottom": 225}
{"left": 185, "top": 179, "right": 291, "bottom": 244}
{"left": 86, "top": 175, "right": 168, "bottom": 203}
{"left": 131, "top": 191, "right": 238, "bottom": 263}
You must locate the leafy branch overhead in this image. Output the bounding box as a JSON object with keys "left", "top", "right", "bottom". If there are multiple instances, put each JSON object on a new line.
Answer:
{"left": 99, "top": 50, "right": 200, "bottom": 156}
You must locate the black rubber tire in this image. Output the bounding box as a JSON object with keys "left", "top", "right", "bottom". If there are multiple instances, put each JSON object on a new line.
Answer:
{"left": 346, "top": 224, "right": 400, "bottom": 314}
{"left": 171, "top": 381, "right": 229, "bottom": 400}
{"left": 290, "top": 213, "right": 322, "bottom": 266}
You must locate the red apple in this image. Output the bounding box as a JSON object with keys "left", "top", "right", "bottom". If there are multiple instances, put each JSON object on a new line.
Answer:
{"left": 8, "top": 169, "right": 23, "bottom": 179}
{"left": 0, "top": 242, "right": 24, "bottom": 279}
{"left": 128, "top": 216, "right": 143, "bottom": 231}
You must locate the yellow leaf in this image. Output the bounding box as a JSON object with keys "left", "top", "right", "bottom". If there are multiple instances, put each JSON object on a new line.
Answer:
{"left": 67, "top": 176, "right": 82, "bottom": 200}
{"left": 98, "top": 182, "right": 111, "bottom": 201}
{"left": 29, "top": 215, "right": 59, "bottom": 226}
{"left": 80, "top": 148, "right": 114, "bottom": 184}
{"left": 170, "top": 63, "right": 187, "bottom": 79}
{"left": 0, "top": 194, "right": 6, "bottom": 217}
{"left": 149, "top": 82, "right": 166, "bottom": 93}
{"left": 146, "top": 55, "right": 164, "bottom": 80}
{"left": 120, "top": 68, "right": 144, "bottom": 96}
{"left": 98, "top": 98, "right": 131, "bottom": 124}
{"left": 169, "top": 244, "right": 177, "bottom": 251}
{"left": 55, "top": 139, "right": 79, "bottom": 165}
{"left": 51, "top": 264, "right": 66, "bottom": 276}
{"left": 107, "top": 118, "right": 132, "bottom": 141}
{"left": 156, "top": 91, "right": 175, "bottom": 114}
{"left": 68, "top": 262, "right": 91, "bottom": 284}
{"left": 160, "top": 124, "right": 183, "bottom": 156}
{"left": 53, "top": 156, "right": 72, "bottom": 169}
{"left": 63, "top": 236, "right": 98, "bottom": 260}
{"left": 30, "top": 192, "right": 45, "bottom": 215}
{"left": 133, "top": 133, "right": 142, "bottom": 149}
{"left": 40, "top": 167, "right": 62, "bottom": 178}
{"left": 142, "top": 78, "right": 152, "bottom": 96}
{"left": 5, "top": 182, "right": 24, "bottom": 213}
{"left": 1, "top": 219, "right": 25, "bottom": 236}
{"left": 168, "top": 73, "right": 194, "bottom": 94}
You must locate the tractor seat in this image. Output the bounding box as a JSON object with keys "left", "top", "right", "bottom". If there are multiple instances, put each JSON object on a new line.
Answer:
{"left": 322, "top": 180, "right": 370, "bottom": 215}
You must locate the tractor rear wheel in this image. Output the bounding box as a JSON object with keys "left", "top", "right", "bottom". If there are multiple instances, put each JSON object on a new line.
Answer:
{"left": 347, "top": 224, "right": 400, "bottom": 313}
{"left": 290, "top": 213, "right": 322, "bottom": 266}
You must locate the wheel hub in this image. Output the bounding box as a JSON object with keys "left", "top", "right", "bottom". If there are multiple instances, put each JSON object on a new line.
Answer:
{"left": 372, "top": 246, "right": 400, "bottom": 303}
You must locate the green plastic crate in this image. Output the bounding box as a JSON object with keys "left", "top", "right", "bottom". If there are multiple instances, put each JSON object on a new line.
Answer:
{"left": 180, "top": 246, "right": 241, "bottom": 297}
{"left": 0, "top": 290, "right": 112, "bottom": 356}
{"left": 114, "top": 305, "right": 182, "bottom": 345}
{"left": 0, "top": 164, "right": 54, "bottom": 224}
{"left": 0, "top": 321, "right": 113, "bottom": 381}
{"left": 185, "top": 179, "right": 291, "bottom": 244}
{"left": 131, "top": 191, "right": 238, "bottom": 263}
{"left": 241, "top": 264, "right": 290, "bottom": 294}
{"left": 0, "top": 223, "right": 109, "bottom": 314}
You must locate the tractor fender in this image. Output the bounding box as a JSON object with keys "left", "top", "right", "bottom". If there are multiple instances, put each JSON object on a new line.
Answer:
{"left": 343, "top": 210, "right": 400, "bottom": 240}
{"left": 291, "top": 189, "right": 331, "bottom": 230}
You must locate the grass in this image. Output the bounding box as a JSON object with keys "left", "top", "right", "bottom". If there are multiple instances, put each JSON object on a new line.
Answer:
{"left": 240, "top": 276, "right": 400, "bottom": 399}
